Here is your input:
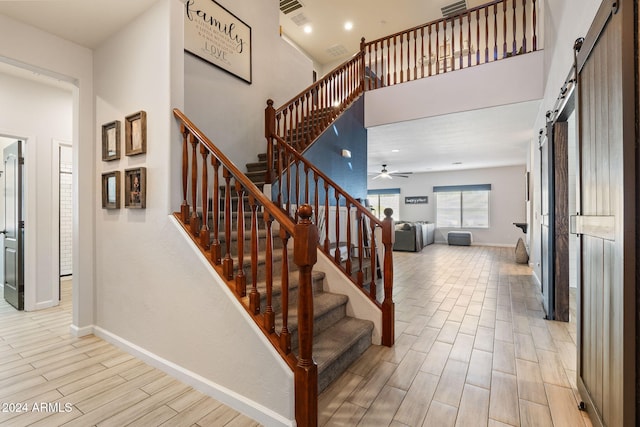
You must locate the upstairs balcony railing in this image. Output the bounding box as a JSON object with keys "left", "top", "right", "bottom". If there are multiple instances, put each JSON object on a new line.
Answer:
{"left": 363, "top": 0, "right": 538, "bottom": 88}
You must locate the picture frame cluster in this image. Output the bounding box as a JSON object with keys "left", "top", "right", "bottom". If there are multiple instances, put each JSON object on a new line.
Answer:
{"left": 101, "top": 110, "right": 147, "bottom": 209}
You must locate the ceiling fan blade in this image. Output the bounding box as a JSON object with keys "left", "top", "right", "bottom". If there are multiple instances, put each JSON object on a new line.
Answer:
{"left": 372, "top": 175, "right": 382, "bottom": 180}
{"left": 392, "top": 174, "right": 410, "bottom": 178}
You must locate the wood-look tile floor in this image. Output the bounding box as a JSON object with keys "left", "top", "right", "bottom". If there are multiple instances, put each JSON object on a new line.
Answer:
{"left": 0, "top": 279, "right": 259, "bottom": 427}
{"left": 0, "top": 245, "right": 592, "bottom": 426}
{"left": 319, "top": 244, "right": 592, "bottom": 427}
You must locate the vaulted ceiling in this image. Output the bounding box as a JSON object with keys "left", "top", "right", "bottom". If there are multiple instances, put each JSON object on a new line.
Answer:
{"left": 0, "top": 0, "right": 540, "bottom": 174}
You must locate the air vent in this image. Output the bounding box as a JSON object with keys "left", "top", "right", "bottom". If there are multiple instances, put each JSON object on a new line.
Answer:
{"left": 441, "top": 0, "right": 467, "bottom": 18}
{"left": 326, "top": 44, "right": 349, "bottom": 57}
{"left": 290, "top": 12, "right": 310, "bottom": 26}
{"left": 280, "top": 0, "right": 303, "bottom": 15}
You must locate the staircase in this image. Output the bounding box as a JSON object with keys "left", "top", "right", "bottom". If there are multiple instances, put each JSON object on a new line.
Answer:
{"left": 233, "top": 153, "right": 374, "bottom": 393}
{"left": 175, "top": 108, "right": 394, "bottom": 425}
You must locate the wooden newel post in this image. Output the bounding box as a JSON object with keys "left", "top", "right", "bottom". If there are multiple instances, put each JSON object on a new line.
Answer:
{"left": 294, "top": 204, "right": 318, "bottom": 427}
{"left": 265, "top": 99, "right": 276, "bottom": 185}
{"left": 381, "top": 208, "right": 395, "bottom": 347}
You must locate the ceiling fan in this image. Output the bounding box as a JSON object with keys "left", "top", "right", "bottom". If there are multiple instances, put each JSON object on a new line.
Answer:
{"left": 370, "top": 164, "right": 412, "bottom": 180}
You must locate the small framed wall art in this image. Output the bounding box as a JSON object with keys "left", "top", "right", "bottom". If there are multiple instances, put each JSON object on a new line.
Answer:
{"left": 101, "top": 120, "right": 121, "bottom": 161}
{"left": 125, "top": 167, "right": 146, "bottom": 209}
{"left": 125, "top": 110, "right": 147, "bottom": 156}
{"left": 101, "top": 171, "right": 121, "bottom": 209}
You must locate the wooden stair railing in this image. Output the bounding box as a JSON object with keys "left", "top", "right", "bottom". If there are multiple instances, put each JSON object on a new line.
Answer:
{"left": 173, "top": 108, "right": 319, "bottom": 426}
{"left": 362, "top": 0, "right": 538, "bottom": 87}
{"left": 265, "top": 131, "right": 396, "bottom": 347}
{"left": 264, "top": 47, "right": 366, "bottom": 184}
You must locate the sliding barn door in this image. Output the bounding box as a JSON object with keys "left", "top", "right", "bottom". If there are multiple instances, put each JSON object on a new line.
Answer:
{"left": 540, "top": 121, "right": 569, "bottom": 321}
{"left": 575, "top": 1, "right": 637, "bottom": 425}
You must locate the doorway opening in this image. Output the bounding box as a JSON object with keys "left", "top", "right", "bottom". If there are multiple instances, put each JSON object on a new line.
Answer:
{"left": 0, "top": 61, "right": 74, "bottom": 313}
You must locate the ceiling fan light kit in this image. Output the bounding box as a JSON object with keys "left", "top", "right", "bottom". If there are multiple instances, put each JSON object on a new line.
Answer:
{"left": 370, "top": 164, "right": 412, "bottom": 179}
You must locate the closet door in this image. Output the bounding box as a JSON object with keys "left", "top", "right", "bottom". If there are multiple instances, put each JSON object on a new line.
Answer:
{"left": 575, "top": 1, "right": 636, "bottom": 425}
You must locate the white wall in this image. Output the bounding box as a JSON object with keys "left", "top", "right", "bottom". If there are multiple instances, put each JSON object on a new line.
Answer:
{"left": 527, "top": 0, "right": 602, "bottom": 282}
{"left": 368, "top": 165, "right": 526, "bottom": 246}
{"left": 184, "top": 0, "right": 314, "bottom": 169}
{"left": 365, "top": 50, "right": 544, "bottom": 128}
{"left": 0, "top": 71, "right": 73, "bottom": 310}
{"left": 92, "top": 1, "right": 293, "bottom": 424}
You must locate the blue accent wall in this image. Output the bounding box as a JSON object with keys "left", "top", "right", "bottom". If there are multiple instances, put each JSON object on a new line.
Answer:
{"left": 272, "top": 97, "right": 367, "bottom": 207}
{"left": 303, "top": 97, "right": 367, "bottom": 201}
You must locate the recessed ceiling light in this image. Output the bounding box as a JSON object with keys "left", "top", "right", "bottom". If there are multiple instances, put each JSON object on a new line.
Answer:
{"left": 344, "top": 21, "right": 353, "bottom": 31}
{"left": 391, "top": 149, "right": 399, "bottom": 153}
{"left": 304, "top": 25, "right": 312, "bottom": 34}
{"left": 452, "top": 161, "right": 463, "bottom": 165}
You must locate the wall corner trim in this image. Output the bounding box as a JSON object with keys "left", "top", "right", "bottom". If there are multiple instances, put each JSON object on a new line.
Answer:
{"left": 69, "top": 324, "right": 94, "bottom": 337}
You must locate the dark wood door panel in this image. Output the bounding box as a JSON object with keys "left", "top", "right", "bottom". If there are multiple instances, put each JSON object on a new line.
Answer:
{"left": 575, "top": 1, "right": 635, "bottom": 425}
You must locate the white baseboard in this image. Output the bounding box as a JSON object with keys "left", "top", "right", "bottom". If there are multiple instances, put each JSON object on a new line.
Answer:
{"left": 433, "top": 240, "right": 516, "bottom": 248}
{"left": 69, "top": 324, "right": 94, "bottom": 337}
{"left": 532, "top": 270, "right": 542, "bottom": 287}
{"left": 93, "top": 326, "right": 294, "bottom": 427}
{"left": 33, "top": 299, "right": 59, "bottom": 311}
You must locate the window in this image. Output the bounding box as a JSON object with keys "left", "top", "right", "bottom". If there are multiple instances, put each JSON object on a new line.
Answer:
{"left": 367, "top": 188, "right": 400, "bottom": 220}
{"left": 434, "top": 184, "right": 491, "bottom": 228}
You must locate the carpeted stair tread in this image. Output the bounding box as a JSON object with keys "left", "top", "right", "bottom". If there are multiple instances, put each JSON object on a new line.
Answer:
{"left": 313, "top": 316, "right": 374, "bottom": 392}
{"left": 255, "top": 270, "right": 325, "bottom": 296}
{"left": 276, "top": 291, "right": 348, "bottom": 337}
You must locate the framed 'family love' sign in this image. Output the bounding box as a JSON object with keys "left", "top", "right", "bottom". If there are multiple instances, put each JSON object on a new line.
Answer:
{"left": 184, "top": 0, "right": 252, "bottom": 83}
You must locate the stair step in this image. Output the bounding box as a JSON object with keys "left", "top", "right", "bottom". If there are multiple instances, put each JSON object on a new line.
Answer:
{"left": 280, "top": 291, "right": 349, "bottom": 352}
{"left": 314, "top": 317, "right": 374, "bottom": 393}
{"left": 246, "top": 161, "right": 267, "bottom": 172}
{"left": 246, "top": 170, "right": 266, "bottom": 182}
{"left": 256, "top": 270, "right": 325, "bottom": 313}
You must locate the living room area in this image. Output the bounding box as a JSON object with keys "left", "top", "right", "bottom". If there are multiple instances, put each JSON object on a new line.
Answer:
{"left": 368, "top": 164, "right": 528, "bottom": 251}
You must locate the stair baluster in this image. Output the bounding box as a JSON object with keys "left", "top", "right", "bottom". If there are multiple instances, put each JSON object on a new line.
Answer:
{"left": 180, "top": 124, "right": 190, "bottom": 223}
{"left": 235, "top": 179, "right": 246, "bottom": 296}
{"left": 263, "top": 211, "right": 275, "bottom": 333}
{"left": 199, "top": 144, "right": 210, "bottom": 248}
{"left": 333, "top": 191, "right": 341, "bottom": 263}
{"left": 345, "top": 200, "right": 352, "bottom": 276}
{"left": 222, "top": 168, "right": 233, "bottom": 280}
{"left": 356, "top": 210, "right": 364, "bottom": 287}
{"left": 190, "top": 134, "right": 200, "bottom": 235}
{"left": 279, "top": 229, "right": 291, "bottom": 354}
{"left": 249, "top": 194, "right": 260, "bottom": 314}
{"left": 211, "top": 158, "right": 221, "bottom": 264}
{"left": 323, "top": 181, "right": 330, "bottom": 252}
{"left": 369, "top": 219, "right": 377, "bottom": 300}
